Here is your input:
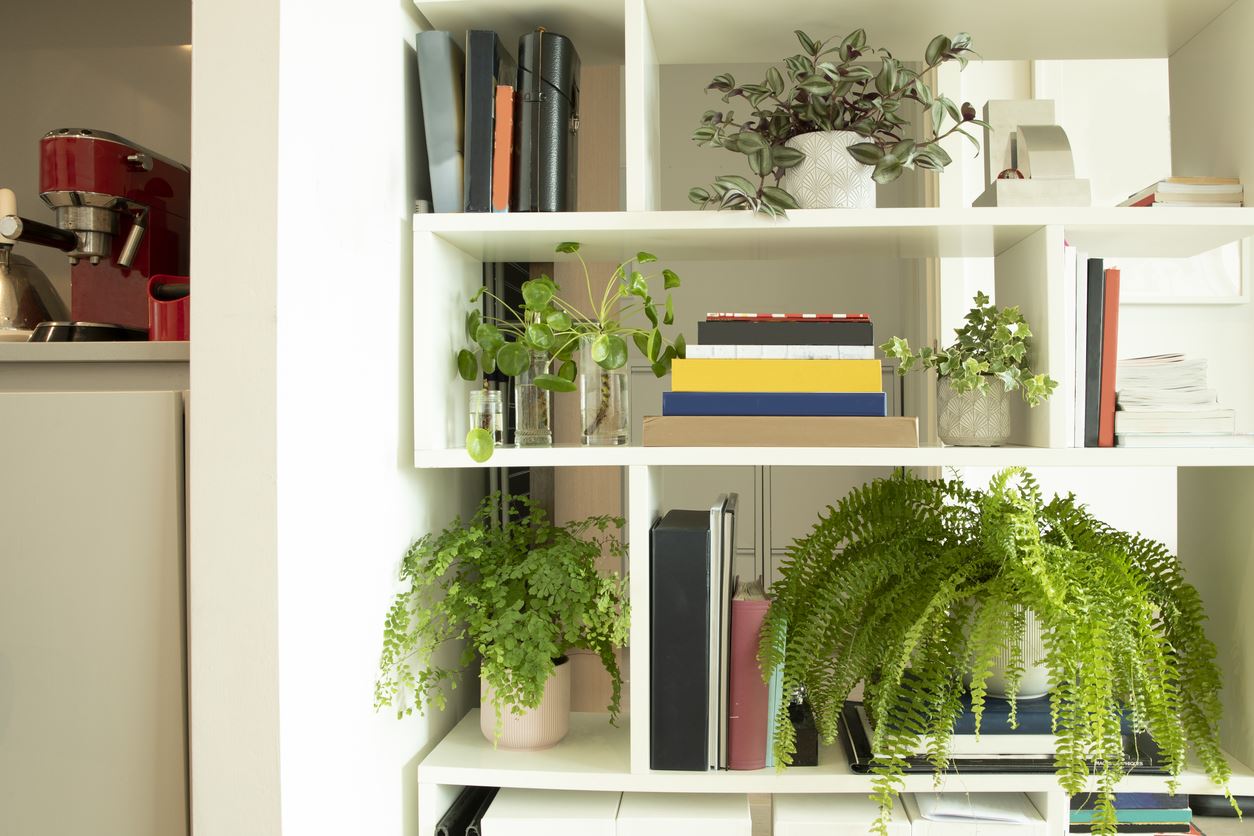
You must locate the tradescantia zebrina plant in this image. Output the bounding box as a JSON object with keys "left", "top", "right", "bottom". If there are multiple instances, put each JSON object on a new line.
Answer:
{"left": 690, "top": 29, "right": 986, "bottom": 215}
{"left": 760, "top": 468, "right": 1237, "bottom": 836}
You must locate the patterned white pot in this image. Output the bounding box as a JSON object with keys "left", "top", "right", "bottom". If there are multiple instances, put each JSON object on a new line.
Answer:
{"left": 480, "top": 655, "right": 571, "bottom": 750}
{"left": 780, "top": 130, "right": 876, "bottom": 209}
{"left": 986, "top": 608, "right": 1052, "bottom": 700}
{"left": 937, "top": 377, "right": 1011, "bottom": 447}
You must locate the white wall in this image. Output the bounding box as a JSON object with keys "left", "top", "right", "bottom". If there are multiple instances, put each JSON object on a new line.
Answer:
{"left": 0, "top": 45, "right": 190, "bottom": 303}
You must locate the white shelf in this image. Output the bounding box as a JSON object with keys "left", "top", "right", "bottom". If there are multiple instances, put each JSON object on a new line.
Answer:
{"left": 411, "top": 0, "right": 1235, "bottom": 63}
{"left": 415, "top": 208, "right": 1254, "bottom": 262}
{"left": 418, "top": 710, "right": 1254, "bottom": 795}
{"left": 415, "top": 443, "right": 1254, "bottom": 469}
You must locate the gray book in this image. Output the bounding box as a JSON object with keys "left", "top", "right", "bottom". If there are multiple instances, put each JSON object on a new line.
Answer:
{"left": 416, "top": 31, "right": 465, "bottom": 213}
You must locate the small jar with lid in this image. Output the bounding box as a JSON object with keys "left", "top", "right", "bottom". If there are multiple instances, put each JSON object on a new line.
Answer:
{"left": 468, "top": 388, "right": 505, "bottom": 445}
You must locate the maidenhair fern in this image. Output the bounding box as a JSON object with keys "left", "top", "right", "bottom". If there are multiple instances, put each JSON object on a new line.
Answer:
{"left": 760, "top": 468, "right": 1235, "bottom": 836}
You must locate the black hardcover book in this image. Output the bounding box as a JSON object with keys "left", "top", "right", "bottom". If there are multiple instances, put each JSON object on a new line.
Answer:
{"left": 650, "top": 510, "right": 711, "bottom": 771}
{"left": 435, "top": 786, "right": 495, "bottom": 836}
{"left": 1084, "top": 258, "right": 1106, "bottom": 448}
{"left": 697, "top": 319, "right": 874, "bottom": 347}
{"left": 513, "top": 29, "right": 580, "bottom": 212}
{"left": 1068, "top": 826, "right": 1190, "bottom": 834}
{"left": 464, "top": 31, "right": 516, "bottom": 213}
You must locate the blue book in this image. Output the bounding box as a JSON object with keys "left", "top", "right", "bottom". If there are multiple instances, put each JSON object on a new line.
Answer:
{"left": 1071, "top": 793, "right": 1190, "bottom": 812}
{"left": 662, "top": 391, "right": 887, "bottom": 417}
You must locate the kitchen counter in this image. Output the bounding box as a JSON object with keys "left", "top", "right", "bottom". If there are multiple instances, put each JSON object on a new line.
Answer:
{"left": 0, "top": 340, "right": 189, "bottom": 392}
{"left": 0, "top": 341, "right": 189, "bottom": 363}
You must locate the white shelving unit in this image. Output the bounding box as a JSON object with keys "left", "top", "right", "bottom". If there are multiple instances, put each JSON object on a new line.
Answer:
{"left": 410, "top": 1, "right": 1254, "bottom": 833}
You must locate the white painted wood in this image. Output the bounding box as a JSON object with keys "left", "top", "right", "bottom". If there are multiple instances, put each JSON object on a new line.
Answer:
{"left": 625, "top": 0, "right": 661, "bottom": 210}
{"left": 628, "top": 464, "right": 662, "bottom": 774}
{"left": 0, "top": 391, "right": 186, "bottom": 836}
{"left": 995, "top": 225, "right": 1066, "bottom": 447}
{"left": 415, "top": 444, "right": 1254, "bottom": 469}
{"left": 418, "top": 710, "right": 1254, "bottom": 795}
{"left": 414, "top": 208, "right": 1254, "bottom": 261}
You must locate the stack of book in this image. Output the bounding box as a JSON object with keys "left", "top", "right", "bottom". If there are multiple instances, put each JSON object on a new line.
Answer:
{"left": 1116, "top": 354, "right": 1249, "bottom": 447}
{"left": 1119, "top": 177, "right": 1244, "bottom": 208}
{"left": 1062, "top": 251, "right": 1122, "bottom": 447}
{"left": 644, "top": 313, "right": 918, "bottom": 447}
{"left": 415, "top": 29, "right": 579, "bottom": 214}
{"left": 1069, "top": 793, "right": 1194, "bottom": 834}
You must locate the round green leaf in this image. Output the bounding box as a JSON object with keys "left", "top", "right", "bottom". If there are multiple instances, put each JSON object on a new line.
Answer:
{"left": 545, "top": 310, "right": 572, "bottom": 331}
{"left": 465, "top": 428, "right": 494, "bottom": 463}
{"left": 480, "top": 347, "right": 497, "bottom": 375}
{"left": 557, "top": 360, "right": 577, "bottom": 383}
{"left": 555, "top": 241, "right": 580, "bottom": 254}
{"left": 534, "top": 373, "right": 577, "bottom": 393}
{"left": 475, "top": 323, "right": 505, "bottom": 351}
{"left": 591, "top": 334, "right": 628, "bottom": 370}
{"left": 496, "top": 342, "right": 529, "bottom": 377}
{"left": 526, "top": 323, "right": 555, "bottom": 350}
{"left": 522, "top": 280, "right": 554, "bottom": 309}
{"left": 663, "top": 269, "right": 681, "bottom": 290}
{"left": 456, "top": 349, "right": 478, "bottom": 381}
{"left": 465, "top": 309, "right": 482, "bottom": 342}
{"left": 636, "top": 251, "right": 658, "bottom": 264}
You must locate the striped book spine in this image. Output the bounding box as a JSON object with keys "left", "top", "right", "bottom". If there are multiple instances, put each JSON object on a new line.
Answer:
{"left": 685, "top": 344, "right": 875, "bottom": 360}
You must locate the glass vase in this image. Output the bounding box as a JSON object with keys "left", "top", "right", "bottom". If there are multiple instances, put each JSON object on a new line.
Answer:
{"left": 578, "top": 335, "right": 630, "bottom": 446}
{"left": 514, "top": 351, "right": 553, "bottom": 447}
{"left": 468, "top": 388, "right": 504, "bottom": 445}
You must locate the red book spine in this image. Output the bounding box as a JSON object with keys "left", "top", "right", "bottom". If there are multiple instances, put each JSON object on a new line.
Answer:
{"left": 727, "top": 599, "right": 771, "bottom": 770}
{"left": 491, "top": 86, "right": 514, "bottom": 213}
{"left": 1098, "top": 268, "right": 1121, "bottom": 447}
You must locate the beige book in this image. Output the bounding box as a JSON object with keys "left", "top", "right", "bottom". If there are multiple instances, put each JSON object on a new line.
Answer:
{"left": 642, "top": 416, "right": 918, "bottom": 447}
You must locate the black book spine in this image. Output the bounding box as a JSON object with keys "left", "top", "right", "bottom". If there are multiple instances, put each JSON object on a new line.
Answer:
{"left": 513, "top": 30, "right": 580, "bottom": 212}
{"left": 650, "top": 510, "right": 710, "bottom": 771}
{"left": 1084, "top": 259, "right": 1106, "bottom": 448}
{"left": 697, "top": 319, "right": 874, "bottom": 347}
{"left": 464, "top": 32, "right": 515, "bottom": 213}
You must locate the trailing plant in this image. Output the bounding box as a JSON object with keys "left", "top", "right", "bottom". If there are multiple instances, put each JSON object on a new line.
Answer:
{"left": 881, "top": 291, "right": 1058, "bottom": 406}
{"left": 760, "top": 468, "right": 1236, "bottom": 836}
{"left": 375, "top": 492, "right": 629, "bottom": 738}
{"left": 689, "top": 29, "right": 986, "bottom": 215}
{"left": 457, "top": 242, "right": 686, "bottom": 460}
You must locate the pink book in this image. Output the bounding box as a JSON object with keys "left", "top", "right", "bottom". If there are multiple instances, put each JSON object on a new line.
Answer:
{"left": 727, "top": 594, "right": 771, "bottom": 770}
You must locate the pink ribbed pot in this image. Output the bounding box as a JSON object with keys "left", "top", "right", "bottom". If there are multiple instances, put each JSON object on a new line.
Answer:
{"left": 480, "top": 656, "right": 571, "bottom": 750}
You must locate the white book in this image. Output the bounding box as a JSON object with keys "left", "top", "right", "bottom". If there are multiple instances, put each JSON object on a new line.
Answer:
{"left": 857, "top": 705, "right": 1054, "bottom": 756}
{"left": 1073, "top": 248, "right": 1088, "bottom": 448}
{"left": 1117, "top": 433, "right": 1254, "bottom": 448}
{"left": 1116, "top": 410, "right": 1236, "bottom": 434}
{"left": 685, "top": 344, "right": 875, "bottom": 360}
{"left": 1062, "top": 244, "right": 1079, "bottom": 446}
{"left": 616, "top": 793, "right": 751, "bottom": 836}
{"left": 707, "top": 495, "right": 725, "bottom": 771}
{"left": 904, "top": 793, "right": 1046, "bottom": 836}
{"left": 774, "top": 793, "right": 910, "bottom": 836}
{"left": 481, "top": 789, "right": 622, "bottom": 836}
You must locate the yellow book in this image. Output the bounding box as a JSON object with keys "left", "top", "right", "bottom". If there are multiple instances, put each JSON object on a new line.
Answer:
{"left": 670, "top": 359, "right": 882, "bottom": 393}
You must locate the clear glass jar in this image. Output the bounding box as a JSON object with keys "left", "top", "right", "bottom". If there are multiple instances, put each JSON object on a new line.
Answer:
{"left": 514, "top": 350, "right": 553, "bottom": 447}
{"left": 578, "top": 335, "right": 630, "bottom": 446}
{"left": 468, "top": 388, "right": 505, "bottom": 445}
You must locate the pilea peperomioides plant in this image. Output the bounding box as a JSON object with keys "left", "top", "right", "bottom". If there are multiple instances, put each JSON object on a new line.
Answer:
{"left": 881, "top": 291, "right": 1058, "bottom": 406}
{"left": 760, "top": 468, "right": 1237, "bottom": 836}
{"left": 690, "top": 29, "right": 987, "bottom": 215}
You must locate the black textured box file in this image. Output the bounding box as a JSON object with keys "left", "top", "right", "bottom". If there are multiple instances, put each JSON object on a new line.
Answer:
{"left": 513, "top": 29, "right": 580, "bottom": 212}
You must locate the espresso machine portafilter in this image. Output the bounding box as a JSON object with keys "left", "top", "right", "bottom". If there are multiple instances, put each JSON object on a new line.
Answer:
{"left": 0, "top": 129, "right": 190, "bottom": 331}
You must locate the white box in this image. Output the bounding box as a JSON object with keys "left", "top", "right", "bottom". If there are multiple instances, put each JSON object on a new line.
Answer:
{"left": 615, "top": 792, "right": 751, "bottom": 836}
{"left": 773, "top": 793, "right": 910, "bottom": 836}
{"left": 480, "top": 789, "right": 622, "bottom": 836}
{"left": 903, "top": 793, "right": 1047, "bottom": 836}
{"left": 973, "top": 178, "right": 1092, "bottom": 207}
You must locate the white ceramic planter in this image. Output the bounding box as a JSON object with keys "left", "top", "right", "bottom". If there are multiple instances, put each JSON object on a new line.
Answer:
{"left": 480, "top": 655, "right": 571, "bottom": 750}
{"left": 780, "top": 130, "right": 876, "bottom": 209}
{"left": 986, "top": 608, "right": 1052, "bottom": 700}
{"left": 937, "top": 377, "right": 1011, "bottom": 447}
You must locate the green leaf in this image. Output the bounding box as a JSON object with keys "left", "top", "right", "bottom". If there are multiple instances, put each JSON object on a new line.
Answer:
{"left": 766, "top": 66, "right": 784, "bottom": 96}
{"left": 772, "top": 146, "right": 805, "bottom": 169}
{"left": 592, "top": 334, "right": 629, "bottom": 370}
{"left": 663, "top": 295, "right": 674, "bottom": 326}
{"left": 526, "top": 323, "right": 555, "bottom": 351}
{"left": 663, "top": 269, "right": 681, "bottom": 290}
{"left": 847, "top": 142, "right": 886, "bottom": 166}
{"left": 465, "top": 309, "right": 482, "bottom": 342}
{"left": 872, "top": 155, "right": 905, "bottom": 184}
{"left": 647, "top": 328, "right": 660, "bottom": 361}
{"left": 795, "top": 30, "right": 818, "bottom": 55}
{"left": 475, "top": 323, "right": 505, "bottom": 351}
{"left": 689, "top": 186, "right": 711, "bottom": 205}
{"left": 534, "top": 374, "right": 577, "bottom": 393}
{"left": 842, "top": 65, "right": 874, "bottom": 81}
{"left": 480, "top": 348, "right": 497, "bottom": 375}
{"left": 875, "top": 58, "right": 897, "bottom": 95}
{"left": 748, "top": 146, "right": 774, "bottom": 176}
{"left": 496, "top": 342, "right": 529, "bottom": 377}
{"left": 630, "top": 271, "right": 649, "bottom": 298}
{"left": 798, "top": 77, "right": 834, "bottom": 96}
{"left": 674, "top": 333, "right": 687, "bottom": 358}
{"left": 557, "top": 360, "right": 577, "bottom": 383}
{"left": 761, "top": 186, "right": 801, "bottom": 210}
{"left": 735, "top": 131, "right": 767, "bottom": 154}
{"left": 925, "top": 34, "right": 952, "bottom": 66}
{"left": 554, "top": 241, "right": 580, "bottom": 254}
{"left": 521, "top": 279, "right": 554, "bottom": 309}
{"left": 465, "top": 428, "right": 494, "bottom": 462}
{"left": 633, "top": 332, "right": 649, "bottom": 358}
{"left": 456, "top": 349, "right": 478, "bottom": 381}
{"left": 636, "top": 251, "right": 657, "bottom": 264}
{"left": 715, "top": 174, "right": 758, "bottom": 195}
{"left": 546, "top": 310, "right": 572, "bottom": 331}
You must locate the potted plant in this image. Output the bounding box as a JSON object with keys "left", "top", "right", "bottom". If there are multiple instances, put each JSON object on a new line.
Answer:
{"left": 459, "top": 242, "right": 685, "bottom": 456}
{"left": 374, "top": 492, "right": 629, "bottom": 749}
{"left": 881, "top": 292, "right": 1057, "bottom": 446}
{"left": 689, "top": 29, "right": 986, "bottom": 215}
{"left": 760, "top": 468, "right": 1237, "bottom": 836}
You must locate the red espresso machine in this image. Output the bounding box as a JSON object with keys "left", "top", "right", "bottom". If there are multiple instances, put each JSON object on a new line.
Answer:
{"left": 0, "top": 129, "right": 190, "bottom": 334}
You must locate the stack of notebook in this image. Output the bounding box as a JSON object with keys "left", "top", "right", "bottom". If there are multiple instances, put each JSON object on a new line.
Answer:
{"left": 1119, "top": 177, "right": 1244, "bottom": 208}
{"left": 1069, "top": 793, "right": 1194, "bottom": 834}
{"left": 644, "top": 313, "right": 917, "bottom": 447}
{"left": 1115, "top": 354, "right": 1249, "bottom": 447}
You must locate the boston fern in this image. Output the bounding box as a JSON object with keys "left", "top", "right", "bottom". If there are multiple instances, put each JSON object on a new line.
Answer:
{"left": 882, "top": 292, "right": 1058, "bottom": 406}
{"left": 375, "top": 493, "right": 629, "bottom": 737}
{"left": 760, "top": 469, "right": 1235, "bottom": 836}
{"left": 690, "top": 29, "right": 985, "bottom": 215}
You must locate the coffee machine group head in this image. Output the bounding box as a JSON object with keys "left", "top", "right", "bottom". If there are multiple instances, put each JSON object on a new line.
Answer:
{"left": 0, "top": 129, "right": 190, "bottom": 330}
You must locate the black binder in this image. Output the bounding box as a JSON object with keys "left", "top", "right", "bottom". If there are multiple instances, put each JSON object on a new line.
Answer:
{"left": 464, "top": 31, "right": 516, "bottom": 213}
{"left": 650, "top": 510, "right": 711, "bottom": 771}
{"left": 1083, "top": 258, "right": 1106, "bottom": 448}
{"left": 512, "top": 29, "right": 580, "bottom": 212}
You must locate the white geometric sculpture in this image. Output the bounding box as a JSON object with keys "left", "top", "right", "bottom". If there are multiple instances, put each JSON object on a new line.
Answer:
{"left": 975, "top": 99, "right": 1092, "bottom": 207}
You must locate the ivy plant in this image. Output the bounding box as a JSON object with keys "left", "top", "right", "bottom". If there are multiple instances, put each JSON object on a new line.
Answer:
{"left": 690, "top": 29, "right": 986, "bottom": 215}
{"left": 458, "top": 242, "right": 686, "bottom": 460}
{"left": 375, "top": 492, "right": 629, "bottom": 739}
{"left": 881, "top": 292, "right": 1058, "bottom": 406}
{"left": 760, "top": 468, "right": 1237, "bottom": 836}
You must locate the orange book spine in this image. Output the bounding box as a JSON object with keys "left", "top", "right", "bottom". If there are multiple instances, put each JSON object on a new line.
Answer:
{"left": 1098, "top": 268, "right": 1121, "bottom": 447}
{"left": 492, "top": 86, "right": 514, "bottom": 213}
